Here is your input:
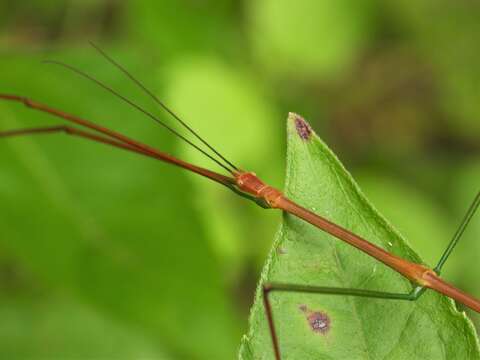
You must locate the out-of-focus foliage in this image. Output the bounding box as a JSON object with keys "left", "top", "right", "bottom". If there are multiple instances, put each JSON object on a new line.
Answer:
{"left": 0, "top": 0, "right": 479, "bottom": 358}
{"left": 0, "top": 54, "right": 239, "bottom": 359}
{"left": 247, "top": 0, "right": 378, "bottom": 78}
{"left": 387, "top": 0, "right": 480, "bottom": 135}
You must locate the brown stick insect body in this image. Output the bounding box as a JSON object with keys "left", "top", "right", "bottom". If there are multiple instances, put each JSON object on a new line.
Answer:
{"left": 1, "top": 45, "right": 479, "bottom": 360}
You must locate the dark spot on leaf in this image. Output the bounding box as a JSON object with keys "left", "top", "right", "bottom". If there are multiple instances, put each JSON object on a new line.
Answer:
{"left": 299, "top": 305, "right": 330, "bottom": 334}
{"left": 294, "top": 114, "right": 312, "bottom": 140}
{"left": 308, "top": 312, "right": 330, "bottom": 334}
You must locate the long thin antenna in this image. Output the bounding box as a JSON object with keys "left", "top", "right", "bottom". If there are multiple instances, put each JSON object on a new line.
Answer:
{"left": 43, "top": 60, "right": 233, "bottom": 174}
{"left": 89, "top": 42, "right": 239, "bottom": 172}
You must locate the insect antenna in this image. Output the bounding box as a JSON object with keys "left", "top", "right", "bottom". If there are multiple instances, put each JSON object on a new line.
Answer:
{"left": 89, "top": 42, "right": 239, "bottom": 172}
{"left": 42, "top": 60, "right": 233, "bottom": 174}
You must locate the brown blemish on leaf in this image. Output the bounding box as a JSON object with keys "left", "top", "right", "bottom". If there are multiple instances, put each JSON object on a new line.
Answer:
{"left": 308, "top": 312, "right": 330, "bottom": 334}
{"left": 293, "top": 114, "right": 312, "bottom": 140}
{"left": 299, "top": 305, "right": 331, "bottom": 334}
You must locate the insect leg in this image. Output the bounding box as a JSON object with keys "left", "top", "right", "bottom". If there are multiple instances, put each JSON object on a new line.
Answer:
{"left": 434, "top": 191, "right": 480, "bottom": 274}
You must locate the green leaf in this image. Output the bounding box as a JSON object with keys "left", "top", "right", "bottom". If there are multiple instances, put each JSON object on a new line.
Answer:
{"left": 356, "top": 174, "right": 452, "bottom": 270}
{"left": 240, "top": 113, "right": 479, "bottom": 359}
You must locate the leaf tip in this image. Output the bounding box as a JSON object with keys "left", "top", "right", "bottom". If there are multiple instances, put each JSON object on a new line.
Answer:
{"left": 288, "top": 112, "right": 313, "bottom": 141}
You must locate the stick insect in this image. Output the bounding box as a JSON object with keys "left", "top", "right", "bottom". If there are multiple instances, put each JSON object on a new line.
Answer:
{"left": 1, "top": 44, "right": 479, "bottom": 360}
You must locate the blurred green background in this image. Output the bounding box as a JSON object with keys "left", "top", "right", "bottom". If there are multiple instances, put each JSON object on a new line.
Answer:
{"left": 0, "top": 0, "right": 479, "bottom": 358}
